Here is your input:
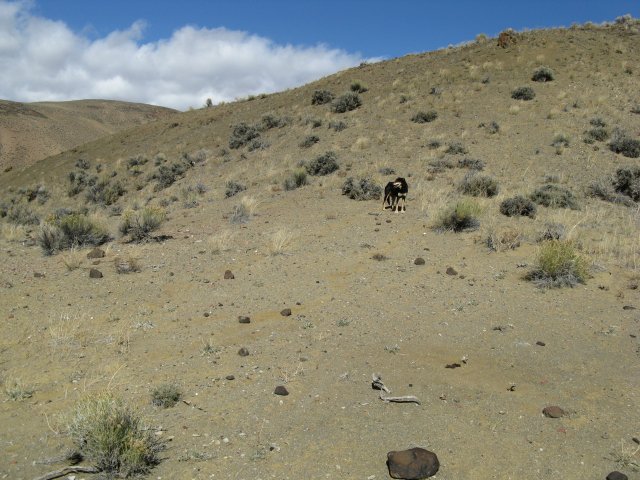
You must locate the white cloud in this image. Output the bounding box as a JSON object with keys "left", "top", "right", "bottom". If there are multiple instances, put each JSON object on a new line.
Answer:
{"left": 0, "top": 1, "right": 367, "bottom": 110}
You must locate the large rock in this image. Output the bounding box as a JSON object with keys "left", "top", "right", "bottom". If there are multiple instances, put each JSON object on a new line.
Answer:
{"left": 387, "top": 447, "right": 440, "bottom": 479}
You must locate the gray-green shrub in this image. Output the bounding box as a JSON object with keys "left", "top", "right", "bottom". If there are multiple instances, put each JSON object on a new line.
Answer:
{"left": 306, "top": 151, "right": 339, "bottom": 176}
{"left": 511, "top": 86, "right": 535, "bottom": 100}
{"left": 530, "top": 184, "right": 580, "bottom": 209}
{"left": 458, "top": 173, "right": 499, "bottom": 197}
{"left": 341, "top": 177, "right": 382, "bottom": 200}
{"left": 500, "top": 195, "right": 537, "bottom": 217}
{"left": 332, "top": 93, "right": 362, "bottom": 113}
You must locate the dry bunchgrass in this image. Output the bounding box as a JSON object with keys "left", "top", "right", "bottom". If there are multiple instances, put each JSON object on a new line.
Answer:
{"left": 0, "top": 223, "right": 27, "bottom": 242}
{"left": 269, "top": 228, "right": 296, "bottom": 255}
{"left": 4, "top": 377, "right": 35, "bottom": 401}
{"left": 48, "top": 312, "right": 84, "bottom": 353}
{"left": 208, "top": 229, "right": 235, "bottom": 254}
{"left": 60, "top": 246, "right": 84, "bottom": 271}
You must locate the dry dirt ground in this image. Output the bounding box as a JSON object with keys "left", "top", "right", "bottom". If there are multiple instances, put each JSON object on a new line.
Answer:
{"left": 1, "top": 22, "right": 639, "bottom": 480}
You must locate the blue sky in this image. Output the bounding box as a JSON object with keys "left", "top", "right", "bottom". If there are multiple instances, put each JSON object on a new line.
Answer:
{"left": 1, "top": 0, "right": 638, "bottom": 109}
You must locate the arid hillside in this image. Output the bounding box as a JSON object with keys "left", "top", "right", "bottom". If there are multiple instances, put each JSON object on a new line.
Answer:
{"left": 0, "top": 99, "right": 177, "bottom": 171}
{"left": 0, "top": 20, "right": 639, "bottom": 480}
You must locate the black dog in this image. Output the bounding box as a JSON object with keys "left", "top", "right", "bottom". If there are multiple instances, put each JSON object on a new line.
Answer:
{"left": 383, "top": 177, "right": 408, "bottom": 212}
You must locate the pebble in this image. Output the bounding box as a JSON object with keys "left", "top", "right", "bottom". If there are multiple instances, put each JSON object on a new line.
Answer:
{"left": 446, "top": 267, "right": 458, "bottom": 276}
{"left": 274, "top": 385, "right": 289, "bottom": 396}
{"left": 89, "top": 268, "right": 103, "bottom": 278}
{"left": 33, "top": 272, "right": 45, "bottom": 278}
{"left": 414, "top": 258, "right": 426, "bottom": 265}
{"left": 536, "top": 341, "right": 546, "bottom": 346}
{"left": 224, "top": 270, "right": 235, "bottom": 279}
{"left": 238, "top": 316, "right": 251, "bottom": 324}
{"left": 280, "top": 308, "right": 292, "bottom": 317}
{"left": 238, "top": 347, "right": 249, "bottom": 357}
{"left": 542, "top": 406, "right": 566, "bottom": 418}
{"left": 387, "top": 447, "right": 440, "bottom": 479}
{"left": 225, "top": 375, "right": 235, "bottom": 381}
{"left": 606, "top": 472, "right": 628, "bottom": 480}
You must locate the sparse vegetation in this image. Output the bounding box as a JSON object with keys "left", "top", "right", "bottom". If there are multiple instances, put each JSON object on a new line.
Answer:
{"left": 306, "top": 151, "right": 339, "bottom": 176}
{"left": 229, "top": 122, "right": 261, "bottom": 149}
{"left": 6, "top": 203, "right": 39, "bottom": 225}
{"left": 584, "top": 127, "right": 609, "bottom": 143}
{"left": 411, "top": 110, "right": 438, "bottom": 123}
{"left": 551, "top": 133, "right": 570, "bottom": 148}
{"left": 311, "top": 89, "right": 334, "bottom": 105}
{"left": 511, "top": 86, "right": 536, "bottom": 100}
{"left": 525, "top": 240, "right": 589, "bottom": 288}
{"left": 446, "top": 141, "right": 468, "bottom": 155}
{"left": 609, "top": 131, "right": 640, "bottom": 158}
{"left": 299, "top": 135, "right": 320, "bottom": 148}
{"left": 331, "top": 93, "right": 362, "bottom": 113}
{"left": 613, "top": 166, "right": 640, "bottom": 201}
{"left": 328, "top": 120, "right": 347, "bottom": 132}
{"left": 341, "top": 177, "right": 382, "bottom": 200}
{"left": 4, "top": 378, "right": 34, "bottom": 401}
{"left": 433, "top": 199, "right": 482, "bottom": 232}
{"left": 457, "top": 158, "right": 485, "bottom": 171}
{"left": 530, "top": 184, "right": 580, "bottom": 209}
{"left": 531, "top": 66, "right": 555, "bottom": 82}
{"left": 500, "top": 196, "right": 537, "bottom": 217}
{"left": 119, "top": 207, "right": 166, "bottom": 242}
{"left": 151, "top": 383, "right": 182, "bottom": 408}
{"left": 350, "top": 82, "right": 368, "bottom": 93}
{"left": 458, "top": 173, "right": 499, "bottom": 197}
{"left": 225, "top": 181, "right": 247, "bottom": 198}
{"left": 38, "top": 213, "right": 110, "bottom": 255}
{"left": 283, "top": 169, "right": 309, "bottom": 191}
{"left": 68, "top": 393, "right": 162, "bottom": 477}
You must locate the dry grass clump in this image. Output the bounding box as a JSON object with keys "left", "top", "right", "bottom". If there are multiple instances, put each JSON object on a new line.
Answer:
{"left": 208, "top": 229, "right": 234, "bottom": 254}
{"left": 283, "top": 169, "right": 309, "bottom": 191}
{"left": 500, "top": 195, "right": 537, "bottom": 218}
{"left": 411, "top": 110, "right": 438, "bottom": 123}
{"left": 151, "top": 383, "right": 182, "bottom": 408}
{"left": 4, "top": 378, "right": 35, "bottom": 401}
{"left": 311, "top": 89, "right": 334, "bottom": 105}
{"left": 269, "top": 228, "right": 296, "bottom": 255}
{"left": 61, "top": 247, "right": 85, "bottom": 271}
{"left": 306, "top": 151, "right": 339, "bottom": 176}
{"left": 230, "top": 196, "right": 260, "bottom": 223}
{"left": 486, "top": 227, "right": 522, "bottom": 252}
{"left": 332, "top": 92, "right": 362, "bottom": 113}
{"left": 341, "top": 177, "right": 382, "bottom": 200}
{"left": 458, "top": 173, "right": 499, "bottom": 197}
{"left": 531, "top": 66, "right": 555, "bottom": 82}
{"left": 530, "top": 184, "right": 580, "bottom": 210}
{"left": 119, "top": 207, "right": 166, "bottom": 242}
{"left": 511, "top": 86, "right": 535, "bottom": 100}
{"left": 433, "top": 199, "right": 482, "bottom": 232}
{"left": 525, "top": 240, "right": 589, "bottom": 288}
{"left": 114, "top": 256, "right": 142, "bottom": 274}
{"left": 224, "top": 180, "right": 246, "bottom": 198}
{"left": 68, "top": 392, "right": 162, "bottom": 477}
{"left": 38, "top": 213, "right": 110, "bottom": 255}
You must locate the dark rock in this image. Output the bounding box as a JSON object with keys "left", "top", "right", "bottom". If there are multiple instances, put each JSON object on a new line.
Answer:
{"left": 33, "top": 272, "right": 45, "bottom": 278}
{"left": 446, "top": 267, "right": 458, "bottom": 275}
{"left": 89, "top": 268, "right": 103, "bottom": 279}
{"left": 622, "top": 305, "right": 636, "bottom": 310}
{"left": 387, "top": 447, "right": 440, "bottom": 479}
{"left": 536, "top": 341, "right": 546, "bottom": 346}
{"left": 238, "top": 347, "right": 249, "bottom": 357}
{"left": 542, "top": 406, "right": 565, "bottom": 418}
{"left": 203, "top": 312, "right": 210, "bottom": 317}
{"left": 225, "top": 375, "right": 235, "bottom": 381}
{"left": 224, "top": 270, "right": 235, "bottom": 279}
{"left": 87, "top": 247, "right": 105, "bottom": 259}
{"left": 414, "top": 257, "right": 426, "bottom": 265}
{"left": 280, "top": 308, "right": 292, "bottom": 317}
{"left": 238, "top": 316, "right": 251, "bottom": 324}
{"left": 274, "top": 385, "right": 289, "bottom": 396}
{"left": 445, "top": 363, "right": 461, "bottom": 369}
{"left": 606, "top": 472, "right": 628, "bottom": 480}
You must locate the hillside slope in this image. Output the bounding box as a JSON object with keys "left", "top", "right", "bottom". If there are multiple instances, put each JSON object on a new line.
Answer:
{"left": 1, "top": 21, "right": 639, "bottom": 480}
{"left": 0, "top": 99, "right": 177, "bottom": 171}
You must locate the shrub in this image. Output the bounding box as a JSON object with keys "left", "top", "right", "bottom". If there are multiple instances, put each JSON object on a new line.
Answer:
{"left": 38, "top": 222, "right": 65, "bottom": 255}
{"left": 229, "top": 123, "right": 260, "bottom": 149}
{"left": 481, "top": 121, "right": 500, "bottom": 134}
{"left": 584, "top": 127, "right": 609, "bottom": 143}
{"left": 379, "top": 167, "right": 396, "bottom": 175}
{"left": 299, "top": 135, "right": 320, "bottom": 148}
{"left": 531, "top": 66, "right": 555, "bottom": 82}
{"left": 551, "top": 133, "right": 570, "bottom": 148}
{"left": 427, "top": 159, "right": 454, "bottom": 173}
{"left": 68, "top": 170, "right": 97, "bottom": 196}
{"left": 457, "top": 158, "right": 485, "bottom": 170}
{"left": 68, "top": 393, "right": 162, "bottom": 477}
{"left": 127, "top": 155, "right": 148, "bottom": 168}
{"left": 538, "top": 223, "right": 565, "bottom": 242}
{"left": 525, "top": 240, "right": 589, "bottom": 288}
{"left": 328, "top": 121, "right": 347, "bottom": 132}
{"left": 341, "top": 177, "right": 382, "bottom": 200}
{"left": 609, "top": 132, "right": 640, "bottom": 158}
{"left": 75, "top": 158, "right": 90, "bottom": 170}
{"left": 530, "top": 184, "right": 580, "bottom": 209}
{"left": 6, "top": 204, "right": 39, "bottom": 225}
{"left": 59, "top": 214, "right": 110, "bottom": 247}
{"left": 151, "top": 160, "right": 190, "bottom": 190}
{"left": 119, "top": 207, "right": 166, "bottom": 242}
{"left": 260, "top": 114, "right": 287, "bottom": 130}
{"left": 229, "top": 203, "right": 250, "bottom": 224}
{"left": 446, "top": 141, "right": 468, "bottom": 155}
{"left": 306, "top": 151, "right": 339, "bottom": 176}
{"left": 590, "top": 117, "right": 607, "bottom": 127}
{"left": 458, "top": 173, "right": 499, "bottom": 197}
{"left": 283, "top": 169, "right": 309, "bottom": 191}
{"left": 613, "top": 166, "right": 640, "bottom": 201}
{"left": 225, "top": 181, "right": 246, "bottom": 198}
{"left": 350, "top": 82, "right": 368, "bottom": 93}
{"left": 86, "top": 180, "right": 126, "bottom": 205}
{"left": 311, "top": 89, "right": 334, "bottom": 105}
{"left": 151, "top": 383, "right": 181, "bottom": 408}
{"left": 433, "top": 199, "right": 481, "bottom": 232}
{"left": 426, "top": 140, "right": 441, "bottom": 149}
{"left": 500, "top": 196, "right": 537, "bottom": 217}
{"left": 511, "top": 86, "right": 535, "bottom": 100}
{"left": 332, "top": 93, "right": 362, "bottom": 113}
{"left": 411, "top": 111, "right": 438, "bottom": 123}
{"left": 247, "top": 138, "right": 269, "bottom": 152}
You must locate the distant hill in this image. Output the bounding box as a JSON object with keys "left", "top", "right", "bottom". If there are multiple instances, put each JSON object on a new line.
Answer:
{"left": 0, "top": 99, "right": 177, "bottom": 171}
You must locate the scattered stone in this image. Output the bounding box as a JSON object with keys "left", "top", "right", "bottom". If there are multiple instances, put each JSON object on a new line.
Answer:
{"left": 622, "top": 305, "right": 636, "bottom": 310}
{"left": 33, "top": 272, "right": 45, "bottom": 278}
{"left": 225, "top": 375, "right": 235, "bottom": 381}
{"left": 238, "top": 347, "right": 249, "bottom": 357}
{"left": 87, "top": 247, "right": 105, "bottom": 259}
{"left": 445, "top": 363, "right": 462, "bottom": 369}
{"left": 536, "top": 341, "right": 546, "bottom": 346}
{"left": 414, "top": 257, "right": 426, "bottom": 265}
{"left": 280, "top": 308, "right": 292, "bottom": 317}
{"left": 238, "top": 316, "right": 251, "bottom": 324}
{"left": 387, "top": 447, "right": 440, "bottom": 479}
{"left": 446, "top": 267, "right": 458, "bottom": 276}
{"left": 89, "top": 268, "right": 103, "bottom": 279}
{"left": 274, "top": 385, "right": 289, "bottom": 396}
{"left": 606, "top": 472, "right": 628, "bottom": 480}
{"left": 542, "top": 406, "right": 566, "bottom": 418}
{"left": 224, "top": 270, "right": 235, "bottom": 279}
{"left": 203, "top": 312, "right": 210, "bottom": 317}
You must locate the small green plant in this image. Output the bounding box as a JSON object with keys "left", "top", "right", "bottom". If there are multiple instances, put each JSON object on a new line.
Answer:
{"left": 433, "top": 199, "right": 481, "bottom": 232}
{"left": 525, "top": 240, "right": 589, "bottom": 288}
{"left": 458, "top": 173, "right": 499, "bottom": 197}
{"left": 299, "top": 135, "right": 320, "bottom": 148}
{"left": 613, "top": 166, "right": 640, "bottom": 201}
{"left": 341, "top": 177, "right": 382, "bottom": 200}
{"left": 151, "top": 383, "right": 182, "bottom": 408}
{"left": 411, "top": 110, "right": 438, "bottom": 123}
{"left": 511, "top": 86, "right": 535, "bottom": 100}
{"left": 500, "top": 196, "right": 537, "bottom": 217}
{"left": 531, "top": 66, "right": 555, "bottom": 82}
{"left": 306, "top": 151, "right": 339, "bottom": 176}
{"left": 283, "top": 169, "right": 309, "bottom": 191}
{"left": 68, "top": 393, "right": 162, "bottom": 477}
{"left": 225, "top": 181, "right": 247, "bottom": 198}
{"left": 311, "top": 89, "right": 334, "bottom": 105}
{"left": 119, "top": 207, "right": 166, "bottom": 242}
{"left": 350, "top": 82, "right": 368, "bottom": 93}
{"left": 331, "top": 93, "right": 362, "bottom": 113}
{"left": 529, "top": 184, "right": 580, "bottom": 209}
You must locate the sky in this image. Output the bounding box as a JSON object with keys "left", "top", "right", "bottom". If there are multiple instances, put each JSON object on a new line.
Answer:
{"left": 0, "top": 0, "right": 638, "bottom": 110}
